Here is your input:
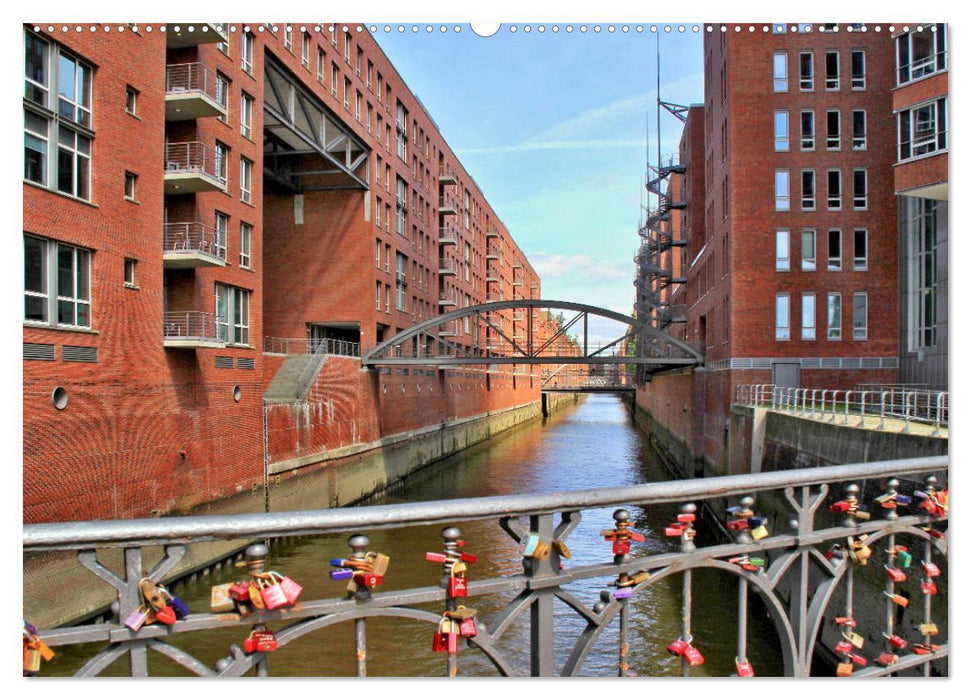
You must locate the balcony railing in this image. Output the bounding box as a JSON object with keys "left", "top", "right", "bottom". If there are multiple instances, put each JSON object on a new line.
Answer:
{"left": 438, "top": 165, "right": 458, "bottom": 185}
{"left": 165, "top": 23, "right": 229, "bottom": 49}
{"left": 438, "top": 258, "right": 457, "bottom": 275}
{"left": 438, "top": 227, "right": 458, "bottom": 245}
{"left": 263, "top": 337, "right": 361, "bottom": 358}
{"left": 163, "top": 222, "right": 226, "bottom": 267}
{"left": 736, "top": 384, "right": 948, "bottom": 436}
{"left": 439, "top": 289, "right": 458, "bottom": 307}
{"left": 486, "top": 246, "right": 501, "bottom": 259}
{"left": 165, "top": 63, "right": 227, "bottom": 120}
{"left": 438, "top": 195, "right": 458, "bottom": 215}
{"left": 163, "top": 311, "right": 224, "bottom": 347}
{"left": 164, "top": 142, "right": 227, "bottom": 194}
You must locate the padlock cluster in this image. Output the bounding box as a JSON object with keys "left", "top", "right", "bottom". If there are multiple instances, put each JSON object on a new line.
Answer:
{"left": 125, "top": 577, "right": 190, "bottom": 631}
{"left": 427, "top": 527, "right": 480, "bottom": 655}
{"left": 330, "top": 551, "right": 390, "bottom": 596}
{"left": 23, "top": 620, "right": 54, "bottom": 676}
{"left": 601, "top": 508, "right": 646, "bottom": 557}
{"left": 667, "top": 636, "right": 704, "bottom": 667}
{"left": 726, "top": 497, "right": 769, "bottom": 541}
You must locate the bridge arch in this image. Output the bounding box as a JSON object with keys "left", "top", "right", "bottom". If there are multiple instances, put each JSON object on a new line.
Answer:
{"left": 360, "top": 299, "right": 704, "bottom": 371}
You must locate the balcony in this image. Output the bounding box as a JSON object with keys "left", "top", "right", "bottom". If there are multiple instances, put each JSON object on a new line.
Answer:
{"left": 487, "top": 293, "right": 503, "bottom": 303}
{"left": 439, "top": 287, "right": 458, "bottom": 307}
{"left": 486, "top": 227, "right": 500, "bottom": 239}
{"left": 165, "top": 63, "right": 228, "bottom": 121}
{"left": 438, "top": 320, "right": 458, "bottom": 337}
{"left": 163, "top": 311, "right": 225, "bottom": 348}
{"left": 438, "top": 165, "right": 458, "bottom": 186}
{"left": 163, "top": 223, "right": 227, "bottom": 268}
{"left": 164, "top": 142, "right": 227, "bottom": 194}
{"left": 438, "top": 258, "right": 457, "bottom": 276}
{"left": 438, "top": 227, "right": 458, "bottom": 245}
{"left": 486, "top": 246, "right": 501, "bottom": 260}
{"left": 165, "top": 23, "right": 228, "bottom": 49}
{"left": 438, "top": 195, "right": 458, "bottom": 216}
{"left": 512, "top": 311, "right": 525, "bottom": 322}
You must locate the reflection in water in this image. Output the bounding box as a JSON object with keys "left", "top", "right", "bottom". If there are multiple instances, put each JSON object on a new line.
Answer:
{"left": 45, "top": 395, "right": 784, "bottom": 677}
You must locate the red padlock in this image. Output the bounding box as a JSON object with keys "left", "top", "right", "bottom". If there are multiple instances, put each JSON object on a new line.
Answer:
{"left": 677, "top": 513, "right": 696, "bottom": 524}
{"left": 274, "top": 572, "right": 303, "bottom": 604}
{"left": 447, "top": 627, "right": 459, "bottom": 654}
{"left": 735, "top": 658, "right": 755, "bottom": 677}
{"left": 447, "top": 575, "right": 468, "bottom": 598}
{"left": 885, "top": 566, "right": 907, "bottom": 583}
{"left": 885, "top": 634, "right": 908, "bottom": 650}
{"left": 667, "top": 638, "right": 689, "bottom": 656}
{"left": 726, "top": 519, "right": 748, "bottom": 531}
{"left": 834, "top": 640, "right": 853, "bottom": 655}
{"left": 850, "top": 653, "right": 867, "bottom": 667}
{"left": 683, "top": 645, "right": 704, "bottom": 667}
{"left": 432, "top": 631, "right": 448, "bottom": 653}
{"left": 354, "top": 572, "right": 382, "bottom": 588}
{"left": 664, "top": 525, "right": 684, "bottom": 537}
{"left": 155, "top": 605, "right": 177, "bottom": 625}
{"left": 259, "top": 577, "right": 290, "bottom": 610}
{"left": 612, "top": 540, "right": 631, "bottom": 556}
{"left": 229, "top": 581, "right": 251, "bottom": 602}
{"left": 921, "top": 560, "right": 941, "bottom": 577}
{"left": 458, "top": 617, "right": 477, "bottom": 638}
{"left": 830, "top": 501, "right": 852, "bottom": 513}
{"left": 244, "top": 631, "right": 278, "bottom": 653}
{"left": 921, "top": 579, "right": 938, "bottom": 595}
{"left": 876, "top": 652, "right": 898, "bottom": 667}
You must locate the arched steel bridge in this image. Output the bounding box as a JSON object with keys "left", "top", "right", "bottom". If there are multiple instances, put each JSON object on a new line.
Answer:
{"left": 360, "top": 300, "right": 704, "bottom": 371}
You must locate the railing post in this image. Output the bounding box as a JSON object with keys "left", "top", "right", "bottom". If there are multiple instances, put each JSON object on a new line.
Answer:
{"left": 902, "top": 391, "right": 914, "bottom": 434}
{"left": 528, "top": 512, "right": 557, "bottom": 677}
{"left": 932, "top": 392, "right": 945, "bottom": 436}
{"left": 879, "top": 391, "right": 889, "bottom": 430}
{"left": 858, "top": 391, "right": 869, "bottom": 427}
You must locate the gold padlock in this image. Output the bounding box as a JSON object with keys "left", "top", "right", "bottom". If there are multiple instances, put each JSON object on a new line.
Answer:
{"left": 919, "top": 622, "right": 939, "bottom": 636}
{"left": 849, "top": 632, "right": 865, "bottom": 649}
{"left": 450, "top": 561, "right": 467, "bottom": 577}
{"left": 836, "top": 661, "right": 854, "bottom": 677}
{"left": 552, "top": 539, "right": 572, "bottom": 559}
{"left": 367, "top": 552, "right": 390, "bottom": 576}
{"left": 23, "top": 646, "right": 41, "bottom": 673}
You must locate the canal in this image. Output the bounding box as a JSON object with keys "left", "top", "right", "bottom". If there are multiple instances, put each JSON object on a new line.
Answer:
{"left": 45, "top": 394, "right": 785, "bottom": 677}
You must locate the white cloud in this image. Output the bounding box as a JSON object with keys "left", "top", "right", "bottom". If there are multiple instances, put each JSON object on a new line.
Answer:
{"left": 529, "top": 252, "right": 631, "bottom": 283}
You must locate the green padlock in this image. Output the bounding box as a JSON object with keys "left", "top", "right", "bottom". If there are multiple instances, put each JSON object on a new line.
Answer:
{"left": 895, "top": 548, "right": 913, "bottom": 568}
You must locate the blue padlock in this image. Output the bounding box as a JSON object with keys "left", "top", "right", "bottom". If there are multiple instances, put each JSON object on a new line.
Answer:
{"left": 330, "top": 568, "right": 354, "bottom": 580}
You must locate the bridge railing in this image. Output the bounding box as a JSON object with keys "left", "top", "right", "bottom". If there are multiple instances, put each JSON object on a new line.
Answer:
{"left": 735, "top": 384, "right": 948, "bottom": 435}
{"left": 24, "top": 457, "right": 948, "bottom": 677}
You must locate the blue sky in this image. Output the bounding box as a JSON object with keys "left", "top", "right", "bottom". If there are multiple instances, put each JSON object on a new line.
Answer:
{"left": 374, "top": 24, "right": 704, "bottom": 342}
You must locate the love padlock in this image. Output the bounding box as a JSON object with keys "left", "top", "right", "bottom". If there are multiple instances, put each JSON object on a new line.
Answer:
{"left": 885, "top": 591, "right": 909, "bottom": 608}
{"left": 892, "top": 546, "right": 912, "bottom": 568}
{"left": 834, "top": 640, "right": 853, "bottom": 655}
{"left": 124, "top": 606, "right": 150, "bottom": 632}
{"left": 885, "top": 565, "right": 907, "bottom": 583}
{"left": 447, "top": 574, "right": 468, "bottom": 598}
{"left": 667, "top": 638, "right": 689, "bottom": 656}
{"left": 921, "top": 579, "right": 938, "bottom": 595}
{"left": 836, "top": 661, "right": 854, "bottom": 677}
{"left": 918, "top": 622, "right": 938, "bottom": 637}
{"left": 735, "top": 658, "right": 755, "bottom": 677}
{"left": 921, "top": 560, "right": 941, "bottom": 577}
{"left": 876, "top": 652, "right": 899, "bottom": 667}
{"left": 682, "top": 645, "right": 704, "bottom": 667}
{"left": 244, "top": 630, "right": 278, "bottom": 654}
{"left": 884, "top": 633, "right": 908, "bottom": 650}
{"left": 458, "top": 617, "right": 477, "bottom": 638}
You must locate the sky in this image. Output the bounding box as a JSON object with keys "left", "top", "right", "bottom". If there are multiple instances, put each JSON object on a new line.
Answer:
{"left": 373, "top": 24, "right": 704, "bottom": 343}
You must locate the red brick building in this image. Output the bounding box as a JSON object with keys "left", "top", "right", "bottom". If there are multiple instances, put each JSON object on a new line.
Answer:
{"left": 23, "top": 23, "right": 548, "bottom": 524}
{"left": 891, "top": 25, "right": 948, "bottom": 391}
{"left": 637, "top": 24, "right": 907, "bottom": 473}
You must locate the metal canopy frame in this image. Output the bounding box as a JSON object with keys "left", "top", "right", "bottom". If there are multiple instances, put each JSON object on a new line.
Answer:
{"left": 262, "top": 54, "right": 370, "bottom": 192}
{"left": 360, "top": 299, "right": 704, "bottom": 368}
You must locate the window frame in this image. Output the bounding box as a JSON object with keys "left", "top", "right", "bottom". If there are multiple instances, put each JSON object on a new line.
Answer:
{"left": 851, "top": 49, "right": 866, "bottom": 89}
{"left": 801, "top": 229, "right": 817, "bottom": 271}
{"left": 852, "top": 109, "right": 867, "bottom": 150}
{"left": 240, "top": 92, "right": 253, "bottom": 139}
{"left": 23, "top": 234, "right": 92, "bottom": 329}
{"left": 773, "top": 51, "right": 788, "bottom": 92}
{"left": 896, "top": 24, "right": 947, "bottom": 86}
{"left": 800, "top": 110, "right": 815, "bottom": 150}
{"left": 215, "top": 283, "right": 251, "bottom": 346}
{"left": 827, "top": 228, "right": 842, "bottom": 271}
{"left": 124, "top": 258, "right": 137, "bottom": 287}
{"left": 776, "top": 229, "right": 790, "bottom": 271}
{"left": 827, "top": 169, "right": 841, "bottom": 210}
{"left": 241, "top": 32, "right": 254, "bottom": 74}
{"left": 801, "top": 169, "right": 815, "bottom": 210}
{"left": 240, "top": 156, "right": 253, "bottom": 204}
{"left": 826, "top": 109, "right": 841, "bottom": 150}
{"left": 775, "top": 293, "right": 790, "bottom": 341}
{"left": 827, "top": 293, "right": 842, "bottom": 340}
{"left": 125, "top": 85, "right": 138, "bottom": 116}
{"left": 240, "top": 222, "right": 253, "bottom": 268}
{"left": 853, "top": 228, "right": 868, "bottom": 271}
{"left": 801, "top": 293, "right": 816, "bottom": 340}
{"left": 898, "top": 98, "right": 947, "bottom": 161}
{"left": 799, "top": 51, "right": 814, "bottom": 90}
{"left": 852, "top": 169, "right": 867, "bottom": 210}
{"left": 774, "top": 170, "right": 790, "bottom": 211}
{"left": 774, "top": 110, "right": 789, "bottom": 151}
{"left": 825, "top": 50, "right": 840, "bottom": 90}
{"left": 124, "top": 171, "right": 137, "bottom": 201}
{"left": 853, "top": 292, "right": 868, "bottom": 340}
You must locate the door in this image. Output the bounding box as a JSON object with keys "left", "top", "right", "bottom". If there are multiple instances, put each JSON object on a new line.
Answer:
{"left": 772, "top": 362, "right": 801, "bottom": 388}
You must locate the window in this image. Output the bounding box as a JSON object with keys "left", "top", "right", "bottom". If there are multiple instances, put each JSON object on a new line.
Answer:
{"left": 216, "top": 25, "right": 229, "bottom": 54}
{"left": 375, "top": 239, "right": 381, "bottom": 268}
{"left": 851, "top": 50, "right": 865, "bottom": 89}
{"left": 214, "top": 141, "right": 228, "bottom": 182}
{"left": 395, "top": 253, "right": 408, "bottom": 311}
{"left": 24, "top": 32, "right": 93, "bottom": 200}
{"left": 367, "top": 60, "right": 373, "bottom": 89}
{"left": 775, "top": 170, "right": 789, "bottom": 211}
{"left": 801, "top": 229, "right": 816, "bottom": 271}
{"left": 395, "top": 177, "right": 407, "bottom": 235}
{"left": 801, "top": 170, "right": 815, "bottom": 210}
{"left": 241, "top": 32, "right": 253, "bottom": 73}
{"left": 827, "top": 293, "right": 842, "bottom": 339}
{"left": 776, "top": 230, "right": 790, "bottom": 271}
{"left": 897, "top": 24, "right": 947, "bottom": 85}
{"left": 898, "top": 99, "right": 947, "bottom": 160}
{"left": 316, "top": 48, "right": 325, "bottom": 83}
{"left": 774, "top": 111, "right": 789, "bottom": 151}
{"left": 853, "top": 169, "right": 867, "bottom": 209}
{"left": 395, "top": 101, "right": 408, "bottom": 161}
{"left": 24, "top": 235, "right": 91, "bottom": 328}
{"left": 799, "top": 52, "right": 813, "bottom": 90}
{"left": 343, "top": 78, "right": 350, "bottom": 110}
{"left": 125, "top": 85, "right": 138, "bottom": 115}
{"left": 366, "top": 103, "right": 372, "bottom": 133}
{"left": 825, "top": 51, "right": 839, "bottom": 90}
{"left": 214, "top": 211, "right": 228, "bottom": 259}
{"left": 240, "top": 222, "right": 252, "bottom": 268}
{"left": 852, "top": 110, "right": 866, "bottom": 150}
{"left": 124, "top": 258, "right": 137, "bottom": 287}
{"left": 828, "top": 229, "right": 842, "bottom": 270}
{"left": 215, "top": 283, "right": 250, "bottom": 345}
{"left": 215, "top": 72, "right": 229, "bottom": 119}
{"left": 331, "top": 26, "right": 338, "bottom": 47}
{"left": 800, "top": 111, "right": 814, "bottom": 149}
{"left": 853, "top": 293, "right": 868, "bottom": 340}
{"left": 124, "top": 171, "right": 137, "bottom": 201}
{"left": 801, "top": 293, "right": 816, "bottom": 340}
{"left": 301, "top": 31, "right": 310, "bottom": 67}
{"left": 907, "top": 198, "right": 938, "bottom": 349}
{"left": 826, "top": 110, "right": 840, "bottom": 149}
{"left": 773, "top": 52, "right": 787, "bottom": 92}
{"left": 344, "top": 34, "right": 351, "bottom": 63}
{"left": 356, "top": 47, "right": 363, "bottom": 76}
{"left": 355, "top": 91, "right": 362, "bottom": 122}
{"left": 241, "top": 92, "right": 253, "bottom": 139}
{"left": 853, "top": 229, "right": 867, "bottom": 271}
{"left": 330, "top": 62, "right": 338, "bottom": 97}
{"left": 375, "top": 198, "right": 381, "bottom": 227}
{"left": 375, "top": 281, "right": 382, "bottom": 310}
{"left": 377, "top": 73, "right": 383, "bottom": 101}
{"left": 827, "top": 170, "right": 841, "bottom": 210}
{"left": 240, "top": 157, "right": 252, "bottom": 203}
{"left": 283, "top": 25, "right": 293, "bottom": 52}
{"left": 776, "top": 294, "right": 790, "bottom": 340}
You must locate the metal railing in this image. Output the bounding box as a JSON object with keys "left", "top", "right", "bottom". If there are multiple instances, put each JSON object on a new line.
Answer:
{"left": 163, "top": 311, "right": 220, "bottom": 342}
{"left": 735, "top": 384, "right": 949, "bottom": 434}
{"left": 438, "top": 258, "right": 457, "bottom": 274}
{"left": 438, "top": 226, "right": 458, "bottom": 244}
{"left": 439, "top": 195, "right": 459, "bottom": 212}
{"left": 23, "top": 457, "right": 948, "bottom": 677}
{"left": 165, "top": 62, "right": 226, "bottom": 106}
{"left": 164, "top": 142, "right": 227, "bottom": 185}
{"left": 163, "top": 222, "right": 225, "bottom": 259}
{"left": 263, "top": 337, "right": 361, "bottom": 358}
